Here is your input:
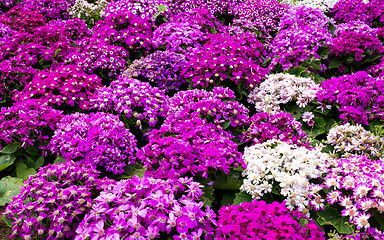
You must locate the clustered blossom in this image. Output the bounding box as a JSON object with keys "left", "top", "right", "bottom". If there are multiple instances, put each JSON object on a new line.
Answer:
{"left": 248, "top": 73, "right": 320, "bottom": 113}
{"left": 326, "top": 123, "right": 384, "bottom": 159}
{"left": 13, "top": 65, "right": 103, "bottom": 110}
{"left": 183, "top": 32, "right": 267, "bottom": 94}
{"left": 367, "top": 58, "right": 384, "bottom": 78}
{"left": 170, "top": 0, "right": 238, "bottom": 16}
{"left": 287, "top": 0, "right": 338, "bottom": 12}
{"left": 241, "top": 111, "right": 309, "bottom": 147}
{"left": 316, "top": 71, "right": 384, "bottom": 125}
{"left": 137, "top": 118, "right": 244, "bottom": 179}
{"left": 334, "top": 21, "right": 379, "bottom": 37}
{"left": 124, "top": 51, "right": 188, "bottom": 92}
{"left": 310, "top": 155, "right": 384, "bottom": 233}
{"left": 91, "top": 76, "right": 169, "bottom": 129}
{"left": 69, "top": 0, "right": 111, "bottom": 26}
{"left": 0, "top": 23, "right": 15, "bottom": 44}
{"left": 20, "top": 0, "right": 73, "bottom": 19}
{"left": 0, "top": 99, "right": 64, "bottom": 151}
{"left": 3, "top": 161, "right": 114, "bottom": 240}
{"left": 233, "top": 0, "right": 288, "bottom": 41}
{"left": 331, "top": 0, "right": 371, "bottom": 24}
{"left": 75, "top": 176, "right": 217, "bottom": 240}
{"left": 0, "top": 6, "right": 46, "bottom": 33}
{"left": 165, "top": 87, "right": 249, "bottom": 129}
{"left": 50, "top": 112, "right": 137, "bottom": 175}
{"left": 241, "top": 140, "right": 329, "bottom": 214}
{"left": 216, "top": 200, "right": 325, "bottom": 240}
{"left": 104, "top": 0, "right": 170, "bottom": 20}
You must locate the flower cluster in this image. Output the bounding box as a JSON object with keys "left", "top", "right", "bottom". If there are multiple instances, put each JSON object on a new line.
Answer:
{"left": 0, "top": 6, "right": 46, "bottom": 33}
{"left": 170, "top": 0, "right": 238, "bottom": 16}
{"left": 69, "top": 0, "right": 111, "bottom": 26}
{"left": 334, "top": 21, "right": 378, "bottom": 37}
{"left": 331, "top": 0, "right": 371, "bottom": 24}
{"left": 169, "top": 8, "right": 223, "bottom": 33}
{"left": 233, "top": 0, "right": 288, "bottom": 41}
{"left": 50, "top": 18, "right": 91, "bottom": 42}
{"left": 0, "top": 99, "right": 64, "bottom": 150}
{"left": 241, "top": 140, "right": 329, "bottom": 213}
{"left": 137, "top": 118, "right": 244, "bottom": 179}
{"left": 326, "top": 123, "right": 384, "bottom": 159}
{"left": 248, "top": 73, "right": 320, "bottom": 113}
{"left": 13, "top": 65, "right": 103, "bottom": 110}
{"left": 50, "top": 112, "right": 137, "bottom": 175}
{"left": 3, "top": 161, "right": 113, "bottom": 240}
{"left": 104, "top": 0, "right": 170, "bottom": 20}
{"left": 91, "top": 76, "right": 169, "bottom": 129}
{"left": 183, "top": 32, "right": 267, "bottom": 94}
{"left": 367, "top": 58, "right": 384, "bottom": 78}
{"left": 165, "top": 87, "right": 249, "bottom": 129}
{"left": 216, "top": 200, "right": 325, "bottom": 240}
{"left": 289, "top": 0, "right": 338, "bottom": 12}
{"left": 316, "top": 71, "right": 384, "bottom": 125}
{"left": 20, "top": 0, "right": 73, "bottom": 20}
{"left": 0, "top": 22, "right": 15, "bottom": 44}
{"left": 241, "top": 111, "right": 309, "bottom": 147}
{"left": 75, "top": 176, "right": 217, "bottom": 240}
{"left": 124, "top": 51, "right": 188, "bottom": 92}
{"left": 310, "top": 155, "right": 384, "bottom": 232}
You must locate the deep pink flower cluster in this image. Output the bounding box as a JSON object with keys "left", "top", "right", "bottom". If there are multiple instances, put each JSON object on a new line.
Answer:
{"left": 75, "top": 176, "right": 217, "bottom": 240}
{"left": 50, "top": 112, "right": 137, "bottom": 175}
{"left": 137, "top": 118, "right": 244, "bottom": 179}
{"left": 316, "top": 71, "right": 384, "bottom": 125}
{"left": 124, "top": 50, "right": 188, "bottom": 92}
{"left": 241, "top": 111, "right": 309, "bottom": 147}
{"left": 331, "top": 0, "right": 371, "bottom": 24}
{"left": 182, "top": 32, "right": 267, "bottom": 93}
{"left": 0, "top": 6, "right": 46, "bottom": 33}
{"left": 49, "top": 18, "right": 91, "bottom": 42}
{"left": 0, "top": 22, "right": 15, "bottom": 44}
{"left": 20, "top": 0, "right": 73, "bottom": 20}
{"left": 171, "top": 0, "right": 239, "bottom": 16}
{"left": 0, "top": 99, "right": 63, "bottom": 151}
{"left": 216, "top": 200, "right": 325, "bottom": 240}
{"left": 91, "top": 76, "right": 169, "bottom": 129}
{"left": 13, "top": 65, "right": 103, "bottom": 110}
{"left": 169, "top": 8, "right": 223, "bottom": 33}
{"left": 3, "top": 161, "right": 114, "bottom": 240}
{"left": 367, "top": 58, "right": 384, "bottom": 78}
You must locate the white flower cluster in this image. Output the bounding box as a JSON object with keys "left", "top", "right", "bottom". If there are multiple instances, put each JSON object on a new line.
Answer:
{"left": 69, "top": 0, "right": 111, "bottom": 25}
{"left": 327, "top": 123, "right": 384, "bottom": 158}
{"left": 241, "top": 139, "right": 329, "bottom": 215}
{"left": 248, "top": 73, "right": 320, "bottom": 112}
{"left": 280, "top": 0, "right": 338, "bottom": 12}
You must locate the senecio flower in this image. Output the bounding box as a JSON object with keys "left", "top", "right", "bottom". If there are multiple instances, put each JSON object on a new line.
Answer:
{"left": 50, "top": 112, "right": 137, "bottom": 175}
{"left": 3, "top": 161, "right": 114, "bottom": 240}
{"left": 241, "top": 140, "right": 329, "bottom": 214}
{"left": 309, "top": 155, "right": 384, "bottom": 233}
{"left": 75, "top": 176, "right": 217, "bottom": 240}
{"left": 216, "top": 200, "right": 325, "bottom": 240}
{"left": 248, "top": 73, "right": 320, "bottom": 113}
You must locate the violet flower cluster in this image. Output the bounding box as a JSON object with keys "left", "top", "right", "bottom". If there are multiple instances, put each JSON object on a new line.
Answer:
{"left": 20, "top": 0, "right": 73, "bottom": 20}
{"left": 0, "top": 99, "right": 64, "bottom": 151}
{"left": 50, "top": 112, "right": 137, "bottom": 175}
{"left": 3, "top": 161, "right": 114, "bottom": 240}
{"left": 0, "top": 6, "right": 46, "bottom": 33}
{"left": 331, "top": 0, "right": 371, "bottom": 25}
{"left": 13, "top": 65, "right": 103, "bottom": 110}
{"left": 124, "top": 51, "right": 188, "bottom": 92}
{"left": 182, "top": 32, "right": 267, "bottom": 93}
{"left": 75, "top": 176, "right": 217, "bottom": 240}
{"left": 316, "top": 71, "right": 384, "bottom": 125}
{"left": 241, "top": 111, "right": 309, "bottom": 148}
{"left": 91, "top": 76, "right": 169, "bottom": 130}
{"left": 104, "top": 0, "right": 170, "bottom": 20}
{"left": 310, "top": 155, "right": 384, "bottom": 232}
{"left": 367, "top": 58, "right": 384, "bottom": 78}
{"left": 137, "top": 118, "right": 244, "bottom": 179}
{"left": 171, "top": 0, "right": 238, "bottom": 16}
{"left": 216, "top": 200, "right": 325, "bottom": 240}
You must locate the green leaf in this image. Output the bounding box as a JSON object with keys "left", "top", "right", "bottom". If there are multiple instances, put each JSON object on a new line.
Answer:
{"left": 213, "top": 170, "right": 243, "bottom": 190}
{"left": 35, "top": 156, "right": 44, "bottom": 169}
{"left": 0, "top": 176, "right": 24, "bottom": 206}
{"left": 303, "top": 117, "right": 326, "bottom": 138}
{"left": 0, "top": 154, "right": 15, "bottom": 171}
{"left": 233, "top": 191, "right": 253, "bottom": 205}
{"left": 15, "top": 163, "right": 36, "bottom": 181}
{"left": 25, "top": 145, "right": 41, "bottom": 157}
{"left": 310, "top": 62, "right": 322, "bottom": 71}
{"left": 329, "top": 58, "right": 342, "bottom": 69}
{"left": 201, "top": 184, "right": 214, "bottom": 207}
{"left": 2, "top": 216, "right": 13, "bottom": 228}
{"left": 292, "top": 66, "right": 307, "bottom": 76}
{"left": 54, "top": 48, "right": 62, "bottom": 58}
{"left": 220, "top": 191, "right": 235, "bottom": 207}
{"left": 54, "top": 156, "right": 66, "bottom": 164}
{"left": 317, "top": 207, "right": 355, "bottom": 234}
{"left": 220, "top": 119, "right": 231, "bottom": 130}
{"left": 298, "top": 217, "right": 309, "bottom": 228}
{"left": 0, "top": 142, "right": 22, "bottom": 154}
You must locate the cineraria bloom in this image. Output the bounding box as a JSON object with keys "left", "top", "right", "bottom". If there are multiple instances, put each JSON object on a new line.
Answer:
{"left": 0, "top": 6, "right": 46, "bottom": 33}
{"left": 164, "top": 87, "right": 249, "bottom": 130}
{"left": 367, "top": 57, "right": 384, "bottom": 78}
{"left": 3, "top": 162, "right": 114, "bottom": 240}
{"left": 327, "top": 123, "right": 384, "bottom": 159}
{"left": 104, "top": 0, "right": 171, "bottom": 20}
{"left": 137, "top": 118, "right": 244, "bottom": 179}
{"left": 75, "top": 176, "right": 217, "bottom": 240}
{"left": 0, "top": 99, "right": 64, "bottom": 152}
{"left": 170, "top": 0, "right": 239, "bottom": 16}
{"left": 309, "top": 155, "right": 384, "bottom": 232}
{"left": 50, "top": 112, "right": 137, "bottom": 175}
{"left": 240, "top": 111, "right": 310, "bottom": 148}
{"left": 316, "top": 71, "right": 384, "bottom": 125}
{"left": 284, "top": 0, "right": 338, "bottom": 12}
{"left": 216, "top": 200, "right": 325, "bottom": 240}
{"left": 0, "top": 23, "right": 15, "bottom": 45}
{"left": 233, "top": 0, "right": 288, "bottom": 42}
{"left": 241, "top": 139, "right": 329, "bottom": 214}
{"left": 90, "top": 76, "right": 169, "bottom": 130}
{"left": 248, "top": 73, "right": 320, "bottom": 113}
{"left": 369, "top": 0, "right": 384, "bottom": 26}
{"left": 124, "top": 51, "right": 188, "bottom": 92}
{"left": 69, "top": 0, "right": 112, "bottom": 26}
{"left": 49, "top": 18, "right": 91, "bottom": 42}
{"left": 334, "top": 21, "right": 379, "bottom": 37}
{"left": 331, "top": 0, "right": 371, "bottom": 25}
{"left": 20, "top": 0, "right": 74, "bottom": 19}
{"left": 13, "top": 65, "right": 103, "bottom": 110}
{"left": 0, "top": 0, "right": 14, "bottom": 11}
{"left": 182, "top": 32, "right": 267, "bottom": 95}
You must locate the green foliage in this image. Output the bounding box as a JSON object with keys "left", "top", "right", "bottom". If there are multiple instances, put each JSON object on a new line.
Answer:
{"left": 0, "top": 143, "right": 22, "bottom": 154}
{"left": 233, "top": 191, "right": 253, "bottom": 205}
{"left": 0, "top": 154, "right": 16, "bottom": 171}
{"left": 316, "top": 207, "right": 355, "bottom": 234}
{"left": 15, "top": 162, "right": 36, "bottom": 181}
{"left": 213, "top": 170, "right": 243, "bottom": 190}
{"left": 0, "top": 176, "right": 24, "bottom": 206}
